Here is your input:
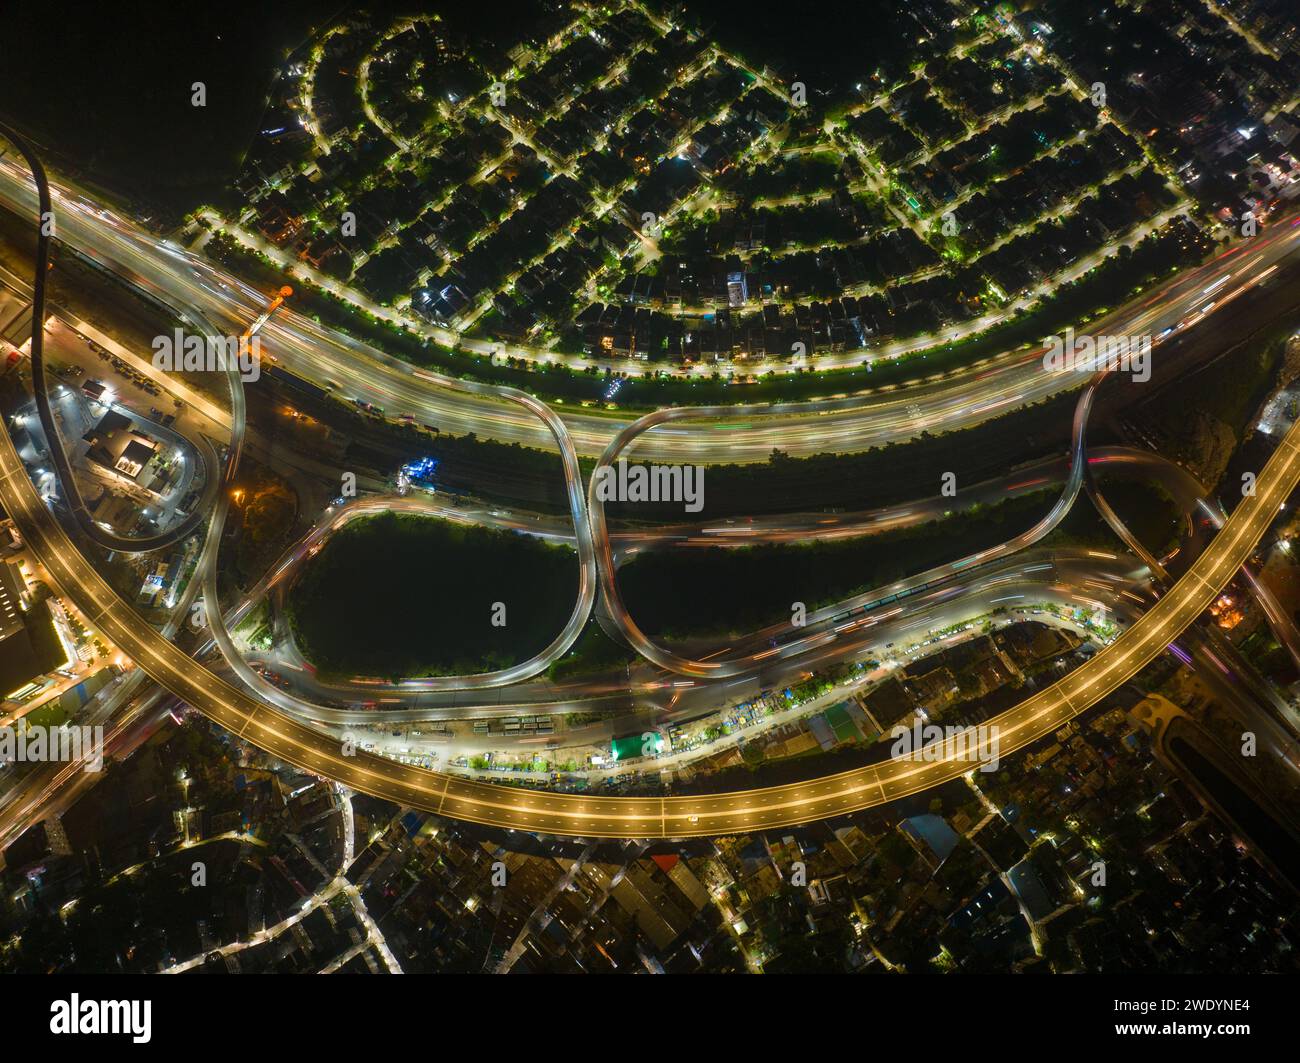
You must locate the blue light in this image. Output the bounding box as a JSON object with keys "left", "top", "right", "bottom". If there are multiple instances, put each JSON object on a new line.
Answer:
{"left": 400, "top": 456, "right": 441, "bottom": 486}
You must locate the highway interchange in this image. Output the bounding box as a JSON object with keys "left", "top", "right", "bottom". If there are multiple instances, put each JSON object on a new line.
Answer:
{"left": 3, "top": 394, "right": 1299, "bottom": 838}
{"left": 2, "top": 135, "right": 1300, "bottom": 838}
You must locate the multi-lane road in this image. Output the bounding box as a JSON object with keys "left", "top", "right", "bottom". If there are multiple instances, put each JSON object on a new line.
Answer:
{"left": 3, "top": 157, "right": 1300, "bottom": 465}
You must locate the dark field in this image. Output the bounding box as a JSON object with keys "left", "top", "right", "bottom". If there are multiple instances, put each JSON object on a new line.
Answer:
{"left": 288, "top": 511, "right": 578, "bottom": 678}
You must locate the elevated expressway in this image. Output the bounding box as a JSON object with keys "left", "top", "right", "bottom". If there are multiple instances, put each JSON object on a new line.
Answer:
{"left": 0, "top": 122, "right": 229, "bottom": 554}
{"left": 2, "top": 361, "right": 1298, "bottom": 836}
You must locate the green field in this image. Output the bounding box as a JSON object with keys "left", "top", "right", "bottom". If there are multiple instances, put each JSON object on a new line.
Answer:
{"left": 287, "top": 512, "right": 579, "bottom": 679}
